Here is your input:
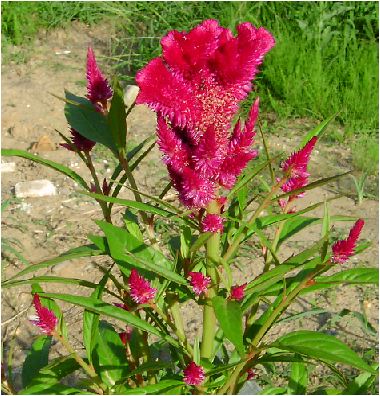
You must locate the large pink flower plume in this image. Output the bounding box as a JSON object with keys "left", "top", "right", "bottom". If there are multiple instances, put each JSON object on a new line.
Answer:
{"left": 136, "top": 20, "right": 275, "bottom": 208}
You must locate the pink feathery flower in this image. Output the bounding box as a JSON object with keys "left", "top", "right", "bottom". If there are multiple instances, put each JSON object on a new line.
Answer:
{"left": 136, "top": 20, "right": 275, "bottom": 208}
{"left": 201, "top": 213, "right": 225, "bottom": 233}
{"left": 230, "top": 283, "right": 247, "bottom": 301}
{"left": 60, "top": 128, "right": 96, "bottom": 152}
{"left": 188, "top": 272, "right": 211, "bottom": 296}
{"left": 86, "top": 47, "right": 113, "bottom": 105}
{"left": 128, "top": 269, "right": 157, "bottom": 304}
{"left": 30, "top": 294, "right": 58, "bottom": 335}
{"left": 280, "top": 137, "right": 318, "bottom": 203}
{"left": 183, "top": 362, "right": 205, "bottom": 386}
{"left": 331, "top": 219, "right": 365, "bottom": 264}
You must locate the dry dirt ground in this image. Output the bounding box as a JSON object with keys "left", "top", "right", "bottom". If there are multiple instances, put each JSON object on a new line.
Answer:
{"left": 1, "top": 23, "right": 378, "bottom": 392}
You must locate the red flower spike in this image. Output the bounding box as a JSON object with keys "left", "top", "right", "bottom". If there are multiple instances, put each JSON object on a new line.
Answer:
{"left": 279, "top": 137, "right": 318, "bottom": 206}
{"left": 331, "top": 219, "right": 365, "bottom": 264}
{"left": 281, "top": 136, "right": 317, "bottom": 178}
{"left": 128, "top": 269, "right": 157, "bottom": 304}
{"left": 102, "top": 178, "right": 111, "bottom": 196}
{"left": 60, "top": 128, "right": 96, "bottom": 153}
{"left": 183, "top": 361, "right": 205, "bottom": 386}
{"left": 119, "top": 326, "right": 133, "bottom": 345}
{"left": 201, "top": 214, "right": 225, "bottom": 233}
{"left": 30, "top": 294, "right": 58, "bottom": 335}
{"left": 188, "top": 272, "right": 211, "bottom": 296}
{"left": 230, "top": 283, "right": 247, "bottom": 301}
{"left": 136, "top": 20, "right": 274, "bottom": 208}
{"left": 86, "top": 47, "right": 113, "bottom": 105}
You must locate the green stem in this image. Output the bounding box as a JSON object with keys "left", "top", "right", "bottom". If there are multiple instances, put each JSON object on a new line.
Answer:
{"left": 223, "top": 176, "right": 288, "bottom": 263}
{"left": 220, "top": 263, "right": 329, "bottom": 394}
{"left": 52, "top": 330, "right": 104, "bottom": 394}
{"left": 200, "top": 200, "right": 220, "bottom": 360}
{"left": 151, "top": 303, "right": 193, "bottom": 358}
{"left": 84, "top": 152, "right": 112, "bottom": 223}
{"left": 118, "top": 153, "right": 156, "bottom": 242}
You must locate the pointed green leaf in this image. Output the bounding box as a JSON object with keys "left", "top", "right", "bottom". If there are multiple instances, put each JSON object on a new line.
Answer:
{"left": 273, "top": 330, "right": 376, "bottom": 373}
{"left": 5, "top": 244, "right": 103, "bottom": 283}
{"left": 1, "top": 149, "right": 88, "bottom": 189}
{"left": 22, "top": 336, "right": 52, "bottom": 388}
{"left": 39, "top": 292, "right": 171, "bottom": 341}
{"left": 288, "top": 360, "right": 308, "bottom": 394}
{"left": 92, "top": 321, "right": 129, "bottom": 387}
{"left": 212, "top": 296, "right": 245, "bottom": 356}
{"left": 108, "top": 77, "right": 127, "bottom": 151}
{"left": 64, "top": 91, "right": 116, "bottom": 152}
{"left": 298, "top": 113, "right": 338, "bottom": 149}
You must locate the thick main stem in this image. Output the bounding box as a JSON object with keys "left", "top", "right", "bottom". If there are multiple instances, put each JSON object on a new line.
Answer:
{"left": 200, "top": 200, "right": 220, "bottom": 360}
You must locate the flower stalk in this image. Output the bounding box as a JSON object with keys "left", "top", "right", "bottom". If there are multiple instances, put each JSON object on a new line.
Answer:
{"left": 200, "top": 199, "right": 220, "bottom": 360}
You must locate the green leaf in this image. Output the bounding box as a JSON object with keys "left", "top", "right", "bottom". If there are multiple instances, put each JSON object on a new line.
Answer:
{"left": 22, "top": 336, "right": 52, "bottom": 388}
{"left": 97, "top": 221, "right": 186, "bottom": 287}
{"left": 116, "top": 379, "right": 184, "bottom": 395}
{"left": 273, "top": 330, "right": 376, "bottom": 373}
{"left": 1, "top": 149, "right": 88, "bottom": 189}
{"left": 92, "top": 321, "right": 129, "bottom": 387}
{"left": 342, "top": 367, "right": 378, "bottom": 395}
{"left": 39, "top": 292, "right": 168, "bottom": 340}
{"left": 278, "top": 217, "right": 320, "bottom": 246}
{"left": 5, "top": 244, "right": 103, "bottom": 283}
{"left": 64, "top": 91, "right": 116, "bottom": 152}
{"left": 84, "top": 192, "right": 177, "bottom": 218}
{"left": 20, "top": 356, "right": 80, "bottom": 395}
{"left": 288, "top": 360, "right": 308, "bottom": 394}
{"left": 260, "top": 386, "right": 287, "bottom": 394}
{"left": 83, "top": 273, "right": 109, "bottom": 366}
{"left": 301, "top": 268, "right": 379, "bottom": 295}
{"left": 3, "top": 276, "right": 98, "bottom": 289}
{"left": 107, "top": 77, "right": 127, "bottom": 151}
{"left": 298, "top": 112, "right": 338, "bottom": 149}
{"left": 190, "top": 232, "right": 212, "bottom": 254}
{"left": 212, "top": 296, "right": 245, "bottom": 356}
{"left": 276, "top": 172, "right": 351, "bottom": 201}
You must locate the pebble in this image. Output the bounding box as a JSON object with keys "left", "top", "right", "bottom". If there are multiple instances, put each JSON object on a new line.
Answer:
{"left": 15, "top": 179, "right": 56, "bottom": 198}
{"left": 1, "top": 162, "right": 16, "bottom": 173}
{"left": 124, "top": 85, "right": 140, "bottom": 107}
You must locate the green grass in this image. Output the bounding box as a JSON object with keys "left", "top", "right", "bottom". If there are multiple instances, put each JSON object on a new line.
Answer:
{"left": 2, "top": 1, "right": 378, "bottom": 174}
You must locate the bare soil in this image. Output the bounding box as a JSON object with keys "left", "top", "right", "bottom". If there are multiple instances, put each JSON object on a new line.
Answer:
{"left": 1, "top": 23, "right": 378, "bottom": 393}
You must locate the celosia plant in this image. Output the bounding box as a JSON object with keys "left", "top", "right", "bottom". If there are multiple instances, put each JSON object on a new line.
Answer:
{"left": 2, "top": 20, "right": 378, "bottom": 396}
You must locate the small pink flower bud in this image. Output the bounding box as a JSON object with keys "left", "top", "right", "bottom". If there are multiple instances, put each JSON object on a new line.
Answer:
{"left": 102, "top": 178, "right": 111, "bottom": 195}
{"left": 246, "top": 368, "right": 256, "bottom": 381}
{"left": 201, "top": 214, "right": 225, "bottom": 233}
{"left": 188, "top": 272, "right": 211, "bottom": 296}
{"left": 230, "top": 283, "right": 247, "bottom": 301}
{"left": 119, "top": 326, "right": 133, "bottom": 345}
{"left": 60, "top": 128, "right": 95, "bottom": 153}
{"left": 30, "top": 294, "right": 58, "bottom": 335}
{"left": 128, "top": 269, "right": 157, "bottom": 304}
{"left": 183, "top": 361, "right": 205, "bottom": 386}
{"left": 331, "top": 219, "right": 365, "bottom": 264}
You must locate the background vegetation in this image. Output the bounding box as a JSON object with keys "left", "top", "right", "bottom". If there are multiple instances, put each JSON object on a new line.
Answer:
{"left": 2, "top": 1, "right": 379, "bottom": 174}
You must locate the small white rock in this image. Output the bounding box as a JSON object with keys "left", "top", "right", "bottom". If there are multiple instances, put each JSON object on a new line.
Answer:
{"left": 124, "top": 85, "right": 140, "bottom": 107}
{"left": 15, "top": 180, "right": 56, "bottom": 198}
{"left": 1, "top": 162, "right": 16, "bottom": 173}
